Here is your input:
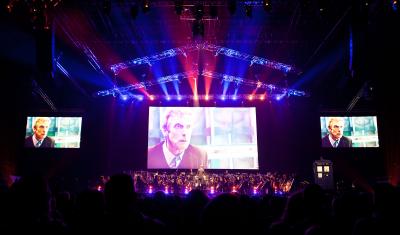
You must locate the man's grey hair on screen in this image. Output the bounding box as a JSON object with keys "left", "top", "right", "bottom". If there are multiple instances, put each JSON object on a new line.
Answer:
{"left": 161, "top": 109, "right": 193, "bottom": 132}
{"left": 32, "top": 117, "right": 51, "bottom": 129}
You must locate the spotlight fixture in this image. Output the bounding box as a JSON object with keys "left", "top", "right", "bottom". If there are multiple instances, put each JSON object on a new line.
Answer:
{"left": 6, "top": 0, "right": 62, "bottom": 30}
{"left": 317, "top": 0, "right": 328, "bottom": 13}
{"left": 392, "top": 0, "right": 399, "bottom": 12}
{"left": 109, "top": 42, "right": 298, "bottom": 75}
{"left": 142, "top": 0, "right": 150, "bottom": 13}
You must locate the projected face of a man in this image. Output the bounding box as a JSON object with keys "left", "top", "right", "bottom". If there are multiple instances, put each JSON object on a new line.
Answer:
{"left": 33, "top": 118, "right": 50, "bottom": 141}
{"left": 328, "top": 118, "right": 344, "bottom": 141}
{"left": 164, "top": 111, "right": 193, "bottom": 155}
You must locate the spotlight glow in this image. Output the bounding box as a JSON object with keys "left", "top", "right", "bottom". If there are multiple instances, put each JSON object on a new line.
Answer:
{"left": 120, "top": 94, "right": 129, "bottom": 101}
{"left": 164, "top": 186, "right": 169, "bottom": 194}
{"left": 184, "top": 186, "right": 190, "bottom": 194}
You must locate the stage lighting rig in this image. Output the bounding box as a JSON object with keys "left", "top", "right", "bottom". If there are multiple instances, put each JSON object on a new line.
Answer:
{"left": 96, "top": 69, "right": 308, "bottom": 99}
{"left": 142, "top": 0, "right": 150, "bottom": 13}
{"left": 263, "top": 0, "right": 272, "bottom": 12}
{"left": 95, "top": 71, "right": 198, "bottom": 97}
{"left": 179, "top": 2, "right": 218, "bottom": 21}
{"left": 6, "top": 0, "right": 62, "bottom": 30}
{"left": 110, "top": 42, "right": 297, "bottom": 75}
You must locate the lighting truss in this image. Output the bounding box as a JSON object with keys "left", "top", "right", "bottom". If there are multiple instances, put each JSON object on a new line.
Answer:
{"left": 109, "top": 42, "right": 297, "bottom": 75}
{"left": 180, "top": 15, "right": 219, "bottom": 21}
{"left": 201, "top": 44, "right": 295, "bottom": 73}
{"left": 95, "top": 69, "right": 308, "bottom": 98}
{"left": 95, "top": 70, "right": 198, "bottom": 97}
{"left": 83, "top": 46, "right": 107, "bottom": 75}
{"left": 128, "top": 94, "right": 270, "bottom": 101}
{"left": 110, "top": 44, "right": 198, "bottom": 75}
{"left": 201, "top": 70, "right": 308, "bottom": 97}
{"left": 242, "top": 0, "right": 266, "bottom": 6}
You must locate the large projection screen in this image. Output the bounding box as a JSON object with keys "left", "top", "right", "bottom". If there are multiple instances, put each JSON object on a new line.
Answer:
{"left": 320, "top": 116, "right": 379, "bottom": 148}
{"left": 25, "top": 116, "right": 83, "bottom": 148}
{"left": 148, "top": 107, "right": 258, "bottom": 169}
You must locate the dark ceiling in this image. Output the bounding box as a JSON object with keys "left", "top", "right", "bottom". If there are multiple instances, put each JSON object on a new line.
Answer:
{"left": 1, "top": 0, "right": 398, "bottom": 110}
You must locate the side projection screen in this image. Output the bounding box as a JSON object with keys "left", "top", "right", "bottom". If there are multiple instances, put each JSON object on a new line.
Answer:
{"left": 25, "top": 116, "right": 83, "bottom": 148}
{"left": 320, "top": 116, "right": 379, "bottom": 148}
{"left": 148, "top": 107, "right": 258, "bottom": 170}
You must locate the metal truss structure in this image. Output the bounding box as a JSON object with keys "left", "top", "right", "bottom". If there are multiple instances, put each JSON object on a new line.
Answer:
{"left": 95, "top": 69, "right": 308, "bottom": 98}
{"left": 109, "top": 42, "right": 297, "bottom": 75}
{"left": 201, "top": 70, "right": 307, "bottom": 97}
{"left": 96, "top": 70, "right": 197, "bottom": 97}
{"left": 103, "top": 41, "right": 304, "bottom": 100}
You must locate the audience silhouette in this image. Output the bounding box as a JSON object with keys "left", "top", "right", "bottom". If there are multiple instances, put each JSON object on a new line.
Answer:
{"left": 0, "top": 174, "right": 398, "bottom": 235}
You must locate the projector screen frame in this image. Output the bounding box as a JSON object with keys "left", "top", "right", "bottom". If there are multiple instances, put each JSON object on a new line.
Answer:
{"left": 319, "top": 112, "right": 380, "bottom": 148}
{"left": 147, "top": 106, "right": 259, "bottom": 170}
{"left": 22, "top": 111, "right": 85, "bottom": 149}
